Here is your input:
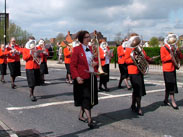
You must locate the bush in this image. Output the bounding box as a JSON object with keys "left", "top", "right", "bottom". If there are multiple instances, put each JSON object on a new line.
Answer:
{"left": 110, "top": 46, "right": 162, "bottom": 65}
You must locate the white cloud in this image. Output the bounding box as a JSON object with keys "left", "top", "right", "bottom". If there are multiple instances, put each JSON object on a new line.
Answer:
{"left": 1, "top": 0, "right": 183, "bottom": 41}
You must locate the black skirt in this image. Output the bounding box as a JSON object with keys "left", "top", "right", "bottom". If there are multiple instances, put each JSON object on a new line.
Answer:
{"left": 163, "top": 71, "right": 178, "bottom": 94}
{"left": 119, "top": 64, "right": 129, "bottom": 79}
{"left": 0, "top": 63, "right": 7, "bottom": 75}
{"left": 73, "top": 75, "right": 98, "bottom": 110}
{"left": 8, "top": 61, "right": 21, "bottom": 77}
{"left": 129, "top": 73, "right": 146, "bottom": 97}
{"left": 65, "top": 63, "right": 71, "bottom": 74}
{"left": 100, "top": 64, "right": 110, "bottom": 84}
{"left": 40, "top": 62, "right": 48, "bottom": 75}
{"left": 26, "top": 69, "right": 41, "bottom": 88}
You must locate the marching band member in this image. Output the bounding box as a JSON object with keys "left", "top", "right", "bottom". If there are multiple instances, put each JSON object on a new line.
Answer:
{"left": 160, "top": 33, "right": 183, "bottom": 110}
{"left": 98, "top": 40, "right": 112, "bottom": 91}
{"left": 37, "top": 39, "right": 49, "bottom": 85}
{"left": 117, "top": 39, "right": 131, "bottom": 90}
{"left": 124, "top": 33, "right": 150, "bottom": 116}
{"left": 70, "top": 30, "right": 98, "bottom": 129}
{"left": 0, "top": 44, "right": 10, "bottom": 83}
{"left": 6, "top": 37, "right": 22, "bottom": 89}
{"left": 23, "top": 39, "right": 41, "bottom": 101}
{"left": 64, "top": 43, "right": 72, "bottom": 84}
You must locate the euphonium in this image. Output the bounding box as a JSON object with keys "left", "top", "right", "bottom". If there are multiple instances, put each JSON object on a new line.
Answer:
{"left": 164, "top": 33, "right": 180, "bottom": 69}
{"left": 25, "top": 40, "right": 42, "bottom": 65}
{"left": 91, "top": 31, "right": 106, "bottom": 75}
{"left": 128, "top": 36, "right": 149, "bottom": 74}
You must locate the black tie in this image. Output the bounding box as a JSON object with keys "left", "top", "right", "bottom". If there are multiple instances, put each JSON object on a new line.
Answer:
{"left": 86, "top": 48, "right": 90, "bottom": 52}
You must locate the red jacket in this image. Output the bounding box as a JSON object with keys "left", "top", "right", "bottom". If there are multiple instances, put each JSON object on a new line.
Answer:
{"left": 70, "top": 44, "right": 97, "bottom": 80}
{"left": 6, "top": 44, "right": 22, "bottom": 62}
{"left": 117, "top": 45, "right": 125, "bottom": 64}
{"left": 0, "top": 49, "right": 10, "bottom": 64}
{"left": 23, "top": 48, "right": 40, "bottom": 69}
{"left": 64, "top": 46, "right": 72, "bottom": 64}
{"left": 161, "top": 44, "right": 183, "bottom": 72}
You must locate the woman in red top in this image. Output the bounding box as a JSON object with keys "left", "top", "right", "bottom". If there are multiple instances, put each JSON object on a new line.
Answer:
{"left": 160, "top": 33, "right": 183, "bottom": 109}
{"left": 64, "top": 43, "right": 72, "bottom": 84}
{"left": 117, "top": 39, "right": 131, "bottom": 90}
{"left": 70, "top": 30, "right": 98, "bottom": 129}
{"left": 124, "top": 33, "right": 151, "bottom": 116}
{"left": 0, "top": 44, "right": 10, "bottom": 83}
{"left": 37, "top": 39, "right": 49, "bottom": 85}
{"left": 23, "top": 40, "right": 41, "bottom": 102}
{"left": 5, "top": 37, "right": 22, "bottom": 89}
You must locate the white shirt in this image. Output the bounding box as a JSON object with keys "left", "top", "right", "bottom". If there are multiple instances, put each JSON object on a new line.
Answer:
{"left": 82, "top": 44, "right": 94, "bottom": 72}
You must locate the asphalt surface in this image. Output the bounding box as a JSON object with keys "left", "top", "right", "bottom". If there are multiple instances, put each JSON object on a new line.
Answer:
{"left": 0, "top": 60, "right": 183, "bottom": 137}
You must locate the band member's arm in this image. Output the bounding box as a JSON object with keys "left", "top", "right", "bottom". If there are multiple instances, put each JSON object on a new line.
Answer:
{"left": 0, "top": 50, "right": 10, "bottom": 57}
{"left": 160, "top": 47, "right": 172, "bottom": 63}
{"left": 177, "top": 49, "right": 183, "bottom": 59}
{"left": 70, "top": 48, "right": 80, "bottom": 80}
{"left": 124, "top": 48, "right": 134, "bottom": 64}
{"left": 143, "top": 50, "right": 153, "bottom": 63}
{"left": 117, "top": 46, "right": 125, "bottom": 59}
{"left": 64, "top": 47, "right": 71, "bottom": 58}
{"left": 23, "top": 48, "right": 32, "bottom": 61}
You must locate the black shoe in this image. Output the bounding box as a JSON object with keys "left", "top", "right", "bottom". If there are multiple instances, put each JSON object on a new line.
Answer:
{"left": 170, "top": 103, "right": 179, "bottom": 110}
{"left": 136, "top": 108, "right": 144, "bottom": 116}
{"left": 104, "top": 88, "right": 110, "bottom": 92}
{"left": 1, "top": 80, "right": 5, "bottom": 83}
{"left": 88, "top": 121, "right": 95, "bottom": 129}
{"left": 11, "top": 84, "right": 16, "bottom": 89}
{"left": 131, "top": 105, "right": 137, "bottom": 112}
{"left": 127, "top": 87, "right": 132, "bottom": 90}
{"left": 78, "top": 118, "right": 88, "bottom": 123}
{"left": 118, "top": 85, "right": 124, "bottom": 89}
{"left": 163, "top": 100, "right": 170, "bottom": 106}
{"left": 30, "top": 96, "right": 37, "bottom": 102}
{"left": 99, "top": 87, "right": 105, "bottom": 91}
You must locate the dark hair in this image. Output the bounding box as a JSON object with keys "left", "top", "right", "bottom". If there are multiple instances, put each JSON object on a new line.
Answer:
{"left": 77, "top": 30, "right": 89, "bottom": 44}
{"left": 29, "top": 36, "right": 35, "bottom": 40}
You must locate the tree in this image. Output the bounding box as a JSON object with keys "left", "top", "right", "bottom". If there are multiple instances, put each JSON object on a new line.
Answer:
{"left": 149, "top": 37, "right": 159, "bottom": 47}
{"left": 114, "top": 32, "right": 123, "bottom": 45}
{"left": 8, "top": 22, "right": 32, "bottom": 46}
{"left": 55, "top": 33, "right": 64, "bottom": 43}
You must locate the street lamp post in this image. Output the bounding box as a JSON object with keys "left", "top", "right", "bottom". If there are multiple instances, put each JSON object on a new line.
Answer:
{"left": 4, "top": 0, "right": 6, "bottom": 45}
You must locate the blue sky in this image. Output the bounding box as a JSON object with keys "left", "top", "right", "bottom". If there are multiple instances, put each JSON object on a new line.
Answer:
{"left": 1, "top": 0, "right": 183, "bottom": 41}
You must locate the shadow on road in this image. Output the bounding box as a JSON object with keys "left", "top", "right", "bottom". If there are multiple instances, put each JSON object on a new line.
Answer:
{"left": 59, "top": 101, "right": 161, "bottom": 137}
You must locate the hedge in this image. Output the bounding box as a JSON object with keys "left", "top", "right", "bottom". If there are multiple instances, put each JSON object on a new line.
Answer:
{"left": 51, "top": 46, "right": 182, "bottom": 65}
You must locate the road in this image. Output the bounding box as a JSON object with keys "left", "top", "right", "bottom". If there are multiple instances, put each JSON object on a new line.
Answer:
{"left": 0, "top": 66, "right": 183, "bottom": 137}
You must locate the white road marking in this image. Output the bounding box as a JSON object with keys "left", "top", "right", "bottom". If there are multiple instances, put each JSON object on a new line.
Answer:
{"left": 0, "top": 120, "right": 19, "bottom": 137}
{"left": 6, "top": 89, "right": 164, "bottom": 111}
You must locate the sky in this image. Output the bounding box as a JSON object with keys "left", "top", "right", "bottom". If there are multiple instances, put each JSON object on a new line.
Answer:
{"left": 1, "top": 0, "right": 183, "bottom": 41}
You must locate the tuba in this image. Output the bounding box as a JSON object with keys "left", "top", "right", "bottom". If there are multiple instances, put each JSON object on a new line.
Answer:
{"left": 91, "top": 31, "right": 106, "bottom": 75}
{"left": 25, "top": 40, "right": 42, "bottom": 65}
{"left": 128, "top": 36, "right": 149, "bottom": 74}
{"left": 164, "top": 33, "right": 180, "bottom": 69}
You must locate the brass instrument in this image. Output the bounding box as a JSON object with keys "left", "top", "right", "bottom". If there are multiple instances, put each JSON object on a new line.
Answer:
{"left": 91, "top": 31, "right": 106, "bottom": 75}
{"left": 129, "top": 36, "right": 149, "bottom": 74}
{"left": 164, "top": 33, "right": 180, "bottom": 69}
{"left": 25, "top": 40, "right": 43, "bottom": 65}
